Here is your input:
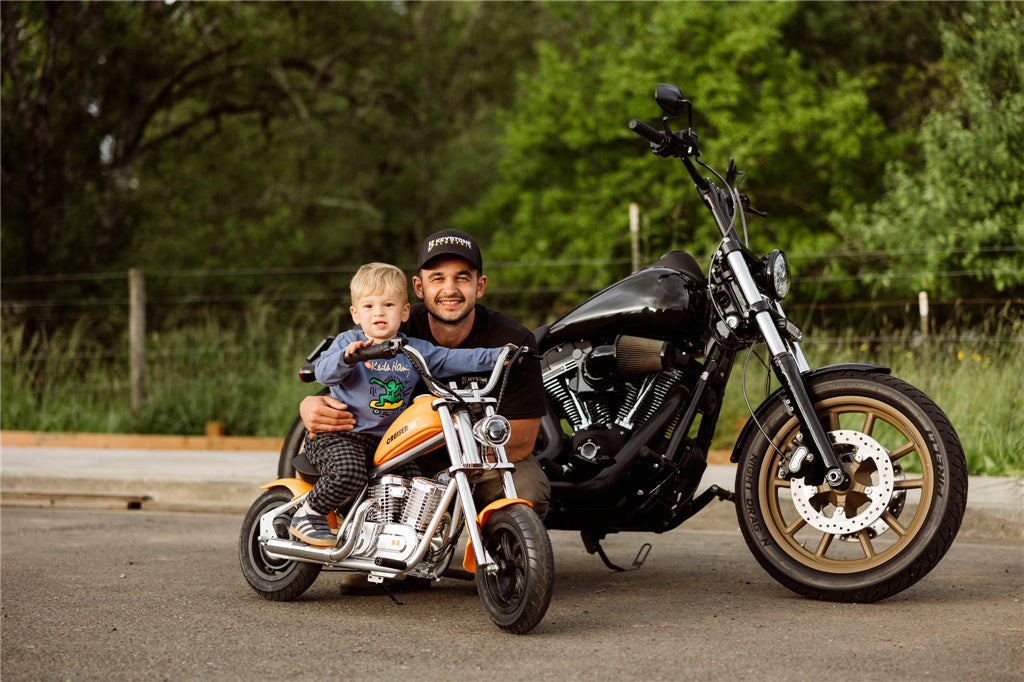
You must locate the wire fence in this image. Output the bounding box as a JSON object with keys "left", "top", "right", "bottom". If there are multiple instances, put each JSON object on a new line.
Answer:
{"left": 3, "top": 252, "right": 1022, "bottom": 357}
{"left": 3, "top": 256, "right": 1021, "bottom": 455}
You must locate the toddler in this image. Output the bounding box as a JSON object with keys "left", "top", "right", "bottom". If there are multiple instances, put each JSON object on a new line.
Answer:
{"left": 290, "top": 262, "right": 504, "bottom": 546}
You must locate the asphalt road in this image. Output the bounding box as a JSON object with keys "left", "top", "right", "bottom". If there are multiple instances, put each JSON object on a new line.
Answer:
{"left": 1, "top": 507, "right": 1021, "bottom": 681}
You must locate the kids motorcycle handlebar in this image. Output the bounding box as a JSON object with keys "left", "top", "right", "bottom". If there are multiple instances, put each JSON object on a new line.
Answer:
{"left": 343, "top": 338, "right": 519, "bottom": 399}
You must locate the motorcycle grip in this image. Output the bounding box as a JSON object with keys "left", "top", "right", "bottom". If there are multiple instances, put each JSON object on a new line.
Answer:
{"left": 629, "top": 118, "right": 666, "bottom": 144}
{"left": 344, "top": 337, "right": 406, "bottom": 365}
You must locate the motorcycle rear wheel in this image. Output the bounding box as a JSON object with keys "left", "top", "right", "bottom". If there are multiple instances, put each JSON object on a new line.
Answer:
{"left": 476, "top": 505, "right": 554, "bottom": 634}
{"left": 239, "top": 488, "right": 321, "bottom": 600}
{"left": 735, "top": 371, "right": 967, "bottom": 602}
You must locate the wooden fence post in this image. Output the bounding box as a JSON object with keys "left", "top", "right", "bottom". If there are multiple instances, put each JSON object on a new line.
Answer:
{"left": 129, "top": 268, "right": 147, "bottom": 410}
{"left": 919, "top": 289, "right": 931, "bottom": 389}
{"left": 629, "top": 202, "right": 640, "bottom": 272}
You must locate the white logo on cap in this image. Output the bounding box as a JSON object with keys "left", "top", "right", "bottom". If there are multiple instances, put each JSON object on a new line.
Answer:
{"left": 428, "top": 236, "right": 474, "bottom": 253}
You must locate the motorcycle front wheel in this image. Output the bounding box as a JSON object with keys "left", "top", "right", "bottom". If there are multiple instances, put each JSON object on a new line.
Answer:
{"left": 735, "top": 370, "right": 967, "bottom": 602}
{"left": 239, "top": 487, "right": 321, "bottom": 600}
{"left": 476, "top": 504, "right": 554, "bottom": 634}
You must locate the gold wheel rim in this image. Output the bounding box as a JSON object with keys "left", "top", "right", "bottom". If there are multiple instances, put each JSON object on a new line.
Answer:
{"left": 758, "top": 395, "right": 934, "bottom": 573}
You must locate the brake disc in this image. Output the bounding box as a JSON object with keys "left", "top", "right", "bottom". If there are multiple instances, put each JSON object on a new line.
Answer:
{"left": 790, "top": 430, "right": 896, "bottom": 535}
{"left": 841, "top": 461, "right": 905, "bottom": 541}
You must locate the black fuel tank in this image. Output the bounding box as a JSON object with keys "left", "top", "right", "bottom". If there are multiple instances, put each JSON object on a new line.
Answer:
{"left": 545, "top": 251, "right": 710, "bottom": 351}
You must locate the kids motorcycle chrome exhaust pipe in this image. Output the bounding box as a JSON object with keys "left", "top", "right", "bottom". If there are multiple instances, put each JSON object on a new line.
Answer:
{"left": 262, "top": 498, "right": 373, "bottom": 564}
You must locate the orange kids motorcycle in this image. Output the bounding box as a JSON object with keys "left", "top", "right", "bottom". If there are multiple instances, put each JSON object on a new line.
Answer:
{"left": 238, "top": 342, "right": 553, "bottom": 635}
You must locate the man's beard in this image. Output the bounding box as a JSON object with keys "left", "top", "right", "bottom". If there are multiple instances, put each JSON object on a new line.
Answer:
{"left": 427, "top": 297, "right": 474, "bottom": 326}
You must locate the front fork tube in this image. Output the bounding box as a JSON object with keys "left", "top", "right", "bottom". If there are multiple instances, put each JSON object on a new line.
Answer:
{"left": 437, "top": 404, "right": 501, "bottom": 571}
{"left": 769, "top": 349, "right": 848, "bottom": 489}
{"left": 725, "top": 249, "right": 848, "bottom": 489}
{"left": 454, "top": 470, "right": 494, "bottom": 572}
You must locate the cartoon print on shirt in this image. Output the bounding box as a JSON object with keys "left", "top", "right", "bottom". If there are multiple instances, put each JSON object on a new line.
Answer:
{"left": 369, "top": 376, "right": 406, "bottom": 413}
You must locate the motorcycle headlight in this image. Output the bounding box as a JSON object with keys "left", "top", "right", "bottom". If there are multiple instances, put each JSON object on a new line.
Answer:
{"left": 473, "top": 415, "right": 511, "bottom": 447}
{"left": 760, "top": 249, "right": 791, "bottom": 300}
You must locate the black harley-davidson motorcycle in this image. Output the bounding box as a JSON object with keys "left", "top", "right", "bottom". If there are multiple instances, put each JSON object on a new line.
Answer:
{"left": 276, "top": 84, "right": 967, "bottom": 603}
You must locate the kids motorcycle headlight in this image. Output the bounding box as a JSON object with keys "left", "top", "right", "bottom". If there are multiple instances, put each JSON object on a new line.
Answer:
{"left": 473, "top": 415, "right": 511, "bottom": 447}
{"left": 760, "top": 249, "right": 791, "bottom": 300}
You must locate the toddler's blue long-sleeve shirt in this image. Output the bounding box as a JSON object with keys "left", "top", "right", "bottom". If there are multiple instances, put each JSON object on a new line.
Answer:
{"left": 314, "top": 330, "right": 502, "bottom": 437}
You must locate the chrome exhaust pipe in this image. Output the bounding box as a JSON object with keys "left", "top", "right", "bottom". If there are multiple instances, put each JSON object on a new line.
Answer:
{"left": 263, "top": 498, "right": 374, "bottom": 563}
{"left": 262, "top": 480, "right": 458, "bottom": 576}
{"left": 261, "top": 541, "right": 392, "bottom": 575}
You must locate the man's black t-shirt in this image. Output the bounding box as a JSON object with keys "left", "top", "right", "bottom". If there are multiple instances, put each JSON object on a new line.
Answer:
{"left": 401, "top": 303, "right": 544, "bottom": 421}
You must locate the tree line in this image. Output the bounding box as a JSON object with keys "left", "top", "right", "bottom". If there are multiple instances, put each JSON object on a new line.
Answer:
{"left": 3, "top": 1, "right": 1021, "bottom": 337}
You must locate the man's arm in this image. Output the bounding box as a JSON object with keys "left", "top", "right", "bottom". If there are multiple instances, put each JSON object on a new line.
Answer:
{"left": 299, "top": 394, "right": 356, "bottom": 435}
{"left": 505, "top": 417, "right": 541, "bottom": 463}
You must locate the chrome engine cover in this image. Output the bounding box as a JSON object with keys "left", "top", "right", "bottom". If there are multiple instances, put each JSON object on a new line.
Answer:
{"left": 542, "top": 338, "right": 686, "bottom": 438}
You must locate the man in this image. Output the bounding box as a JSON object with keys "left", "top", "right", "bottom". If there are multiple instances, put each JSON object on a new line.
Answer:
{"left": 298, "top": 228, "right": 550, "bottom": 519}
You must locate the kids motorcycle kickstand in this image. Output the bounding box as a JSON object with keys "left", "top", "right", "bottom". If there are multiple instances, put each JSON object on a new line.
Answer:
{"left": 239, "top": 341, "right": 554, "bottom": 635}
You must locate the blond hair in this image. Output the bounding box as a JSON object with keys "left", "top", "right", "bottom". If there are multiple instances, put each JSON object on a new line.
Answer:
{"left": 349, "top": 262, "right": 409, "bottom": 305}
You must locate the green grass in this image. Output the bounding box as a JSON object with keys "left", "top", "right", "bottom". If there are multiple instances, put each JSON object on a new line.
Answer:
{"left": 715, "top": 321, "right": 1024, "bottom": 477}
{"left": 1, "top": 308, "right": 322, "bottom": 440}
{"left": 2, "top": 312, "right": 1021, "bottom": 477}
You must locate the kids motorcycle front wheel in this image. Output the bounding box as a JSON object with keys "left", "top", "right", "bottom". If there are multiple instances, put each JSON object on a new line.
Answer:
{"left": 735, "top": 370, "right": 967, "bottom": 603}
{"left": 239, "top": 487, "right": 321, "bottom": 600}
{"left": 476, "top": 504, "right": 554, "bottom": 634}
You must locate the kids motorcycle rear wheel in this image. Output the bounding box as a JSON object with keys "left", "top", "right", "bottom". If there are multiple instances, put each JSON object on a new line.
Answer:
{"left": 735, "top": 371, "right": 967, "bottom": 603}
{"left": 239, "top": 488, "right": 321, "bottom": 600}
{"left": 476, "top": 504, "right": 554, "bottom": 634}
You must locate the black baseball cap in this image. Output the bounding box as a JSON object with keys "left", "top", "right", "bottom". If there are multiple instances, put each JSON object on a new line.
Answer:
{"left": 417, "top": 228, "right": 483, "bottom": 271}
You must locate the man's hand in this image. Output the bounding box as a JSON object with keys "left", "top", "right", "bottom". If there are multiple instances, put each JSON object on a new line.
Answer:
{"left": 299, "top": 394, "right": 356, "bottom": 435}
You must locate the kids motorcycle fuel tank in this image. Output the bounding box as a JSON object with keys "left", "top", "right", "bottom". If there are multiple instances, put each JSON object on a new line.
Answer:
{"left": 544, "top": 251, "right": 710, "bottom": 352}
{"left": 373, "top": 395, "right": 443, "bottom": 466}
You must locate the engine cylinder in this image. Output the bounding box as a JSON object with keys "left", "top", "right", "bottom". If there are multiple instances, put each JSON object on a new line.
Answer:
{"left": 368, "top": 475, "right": 410, "bottom": 523}
{"left": 399, "top": 477, "right": 448, "bottom": 532}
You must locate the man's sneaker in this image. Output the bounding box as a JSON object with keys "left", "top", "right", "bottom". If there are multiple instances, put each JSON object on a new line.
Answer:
{"left": 289, "top": 506, "right": 337, "bottom": 547}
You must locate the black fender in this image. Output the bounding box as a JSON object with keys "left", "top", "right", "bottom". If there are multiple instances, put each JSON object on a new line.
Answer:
{"left": 729, "top": 363, "right": 890, "bottom": 464}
